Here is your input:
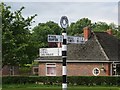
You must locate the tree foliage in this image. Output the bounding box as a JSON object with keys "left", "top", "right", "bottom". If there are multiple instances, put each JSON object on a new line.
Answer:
{"left": 92, "top": 21, "right": 120, "bottom": 39}
{"left": 92, "top": 22, "right": 109, "bottom": 32}
{"left": 31, "top": 21, "right": 61, "bottom": 48}
{"left": 2, "top": 3, "right": 37, "bottom": 66}
{"left": 68, "top": 18, "right": 91, "bottom": 35}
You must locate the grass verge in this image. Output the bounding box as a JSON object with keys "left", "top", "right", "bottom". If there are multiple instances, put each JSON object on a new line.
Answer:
{"left": 2, "top": 84, "right": 120, "bottom": 90}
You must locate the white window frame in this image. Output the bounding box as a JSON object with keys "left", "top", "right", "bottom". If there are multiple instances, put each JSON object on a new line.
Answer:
{"left": 92, "top": 67, "right": 100, "bottom": 76}
{"left": 46, "top": 63, "right": 56, "bottom": 76}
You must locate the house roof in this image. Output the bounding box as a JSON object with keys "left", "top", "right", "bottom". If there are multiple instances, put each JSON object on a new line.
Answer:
{"left": 37, "top": 32, "right": 120, "bottom": 62}
{"left": 95, "top": 32, "right": 120, "bottom": 61}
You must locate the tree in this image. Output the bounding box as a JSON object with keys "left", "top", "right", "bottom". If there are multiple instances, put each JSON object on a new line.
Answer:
{"left": 118, "top": 26, "right": 120, "bottom": 39}
{"left": 1, "top": 3, "right": 37, "bottom": 67}
{"left": 31, "top": 21, "right": 61, "bottom": 55}
{"left": 109, "top": 23, "right": 117, "bottom": 30}
{"left": 68, "top": 18, "right": 91, "bottom": 35}
{"left": 117, "top": 31, "right": 120, "bottom": 39}
{"left": 92, "top": 22, "right": 109, "bottom": 32}
{"left": 46, "top": 21, "right": 61, "bottom": 35}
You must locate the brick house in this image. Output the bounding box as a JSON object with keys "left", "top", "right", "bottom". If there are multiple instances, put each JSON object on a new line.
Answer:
{"left": 35, "top": 27, "right": 120, "bottom": 76}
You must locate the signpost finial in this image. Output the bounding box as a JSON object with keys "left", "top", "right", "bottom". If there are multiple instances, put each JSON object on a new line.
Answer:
{"left": 60, "top": 16, "right": 69, "bottom": 29}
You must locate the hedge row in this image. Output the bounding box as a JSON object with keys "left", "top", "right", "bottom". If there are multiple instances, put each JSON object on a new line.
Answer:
{"left": 2, "top": 76, "right": 120, "bottom": 86}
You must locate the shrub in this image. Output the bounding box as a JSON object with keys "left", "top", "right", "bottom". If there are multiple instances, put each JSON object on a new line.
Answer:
{"left": 2, "top": 76, "right": 120, "bottom": 86}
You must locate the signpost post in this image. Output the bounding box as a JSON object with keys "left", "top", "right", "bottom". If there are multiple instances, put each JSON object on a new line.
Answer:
{"left": 60, "top": 16, "right": 68, "bottom": 90}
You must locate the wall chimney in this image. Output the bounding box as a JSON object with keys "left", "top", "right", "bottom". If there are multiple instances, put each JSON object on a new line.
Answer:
{"left": 107, "top": 29, "right": 112, "bottom": 35}
{"left": 83, "top": 27, "right": 91, "bottom": 41}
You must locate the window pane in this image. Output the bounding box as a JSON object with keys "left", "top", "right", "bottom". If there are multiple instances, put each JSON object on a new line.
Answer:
{"left": 34, "top": 68, "right": 38, "bottom": 72}
{"left": 47, "top": 67, "right": 56, "bottom": 75}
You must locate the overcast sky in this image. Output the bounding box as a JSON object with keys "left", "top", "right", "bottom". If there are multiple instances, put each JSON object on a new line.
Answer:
{"left": 5, "top": 1, "right": 119, "bottom": 28}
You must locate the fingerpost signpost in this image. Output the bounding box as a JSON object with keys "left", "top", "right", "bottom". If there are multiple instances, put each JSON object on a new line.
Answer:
{"left": 40, "top": 16, "right": 85, "bottom": 90}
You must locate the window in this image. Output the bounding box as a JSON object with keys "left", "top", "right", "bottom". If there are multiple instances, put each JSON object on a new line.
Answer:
{"left": 46, "top": 63, "right": 56, "bottom": 76}
{"left": 112, "top": 63, "right": 120, "bottom": 76}
{"left": 92, "top": 68, "right": 100, "bottom": 76}
{"left": 116, "top": 64, "right": 120, "bottom": 75}
{"left": 34, "top": 68, "right": 38, "bottom": 72}
{"left": 33, "top": 67, "right": 38, "bottom": 75}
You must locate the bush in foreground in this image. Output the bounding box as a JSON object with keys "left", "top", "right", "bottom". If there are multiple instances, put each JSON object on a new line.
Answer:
{"left": 2, "top": 76, "right": 120, "bottom": 86}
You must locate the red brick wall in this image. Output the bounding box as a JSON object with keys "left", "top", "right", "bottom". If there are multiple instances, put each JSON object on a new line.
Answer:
{"left": 39, "top": 63, "right": 46, "bottom": 76}
{"left": 67, "top": 63, "right": 109, "bottom": 76}
{"left": 2, "top": 66, "right": 10, "bottom": 75}
{"left": 38, "top": 63, "right": 110, "bottom": 76}
{"left": 2, "top": 65, "right": 19, "bottom": 76}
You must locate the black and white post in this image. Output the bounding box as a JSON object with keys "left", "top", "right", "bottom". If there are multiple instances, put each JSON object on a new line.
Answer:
{"left": 60, "top": 16, "right": 68, "bottom": 90}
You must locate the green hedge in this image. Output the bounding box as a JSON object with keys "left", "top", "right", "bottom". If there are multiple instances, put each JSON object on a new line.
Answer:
{"left": 2, "top": 76, "right": 120, "bottom": 86}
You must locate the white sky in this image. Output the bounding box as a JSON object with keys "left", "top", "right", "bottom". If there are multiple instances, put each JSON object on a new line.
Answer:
{"left": 3, "top": 0, "right": 120, "bottom": 28}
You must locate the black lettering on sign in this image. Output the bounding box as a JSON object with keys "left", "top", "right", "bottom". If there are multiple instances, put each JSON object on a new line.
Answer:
{"left": 77, "top": 38, "right": 79, "bottom": 42}
{"left": 41, "top": 49, "right": 47, "bottom": 54}
{"left": 49, "top": 36, "right": 59, "bottom": 42}
{"left": 68, "top": 37, "right": 74, "bottom": 42}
